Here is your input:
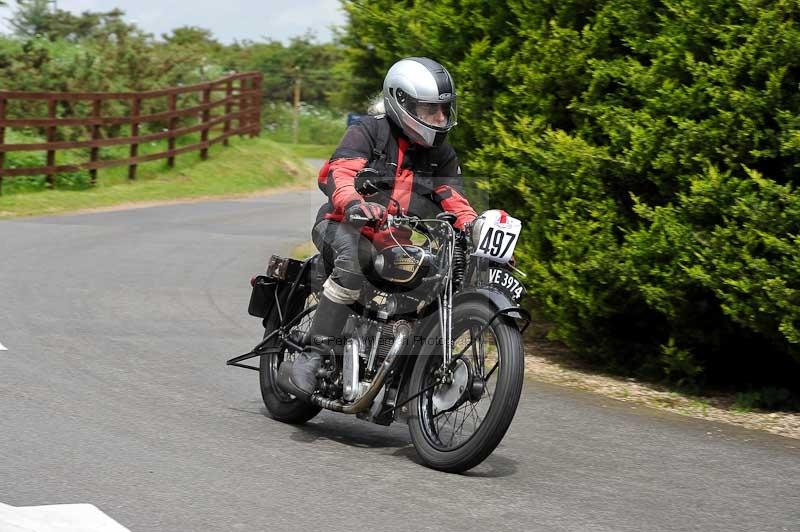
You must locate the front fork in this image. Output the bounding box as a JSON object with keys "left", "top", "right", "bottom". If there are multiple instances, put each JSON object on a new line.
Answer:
{"left": 437, "top": 228, "right": 456, "bottom": 379}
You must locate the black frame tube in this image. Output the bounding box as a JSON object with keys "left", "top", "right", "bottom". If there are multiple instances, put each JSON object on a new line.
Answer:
{"left": 225, "top": 303, "right": 318, "bottom": 369}
{"left": 226, "top": 258, "right": 317, "bottom": 371}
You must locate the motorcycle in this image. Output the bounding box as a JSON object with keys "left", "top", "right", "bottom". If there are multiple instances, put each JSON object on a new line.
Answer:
{"left": 228, "top": 176, "right": 530, "bottom": 473}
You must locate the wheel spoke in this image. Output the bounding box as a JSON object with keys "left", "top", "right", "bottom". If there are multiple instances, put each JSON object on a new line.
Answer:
{"left": 453, "top": 404, "right": 471, "bottom": 440}
{"left": 448, "top": 406, "right": 462, "bottom": 446}
{"left": 485, "top": 361, "right": 499, "bottom": 381}
{"left": 470, "top": 401, "right": 480, "bottom": 425}
{"left": 432, "top": 397, "right": 468, "bottom": 419}
{"left": 470, "top": 404, "right": 480, "bottom": 431}
{"left": 440, "top": 411, "right": 453, "bottom": 445}
{"left": 417, "top": 315, "right": 509, "bottom": 452}
{"left": 469, "top": 326, "right": 483, "bottom": 377}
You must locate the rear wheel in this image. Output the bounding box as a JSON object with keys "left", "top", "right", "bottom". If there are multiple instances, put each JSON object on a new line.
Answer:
{"left": 408, "top": 300, "right": 524, "bottom": 473}
{"left": 259, "top": 290, "right": 321, "bottom": 424}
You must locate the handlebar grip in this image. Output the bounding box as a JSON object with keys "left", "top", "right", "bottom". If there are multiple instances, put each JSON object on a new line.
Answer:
{"left": 347, "top": 213, "right": 384, "bottom": 229}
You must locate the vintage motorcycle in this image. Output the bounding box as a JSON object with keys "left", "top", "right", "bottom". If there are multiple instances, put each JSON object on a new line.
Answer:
{"left": 228, "top": 178, "right": 530, "bottom": 473}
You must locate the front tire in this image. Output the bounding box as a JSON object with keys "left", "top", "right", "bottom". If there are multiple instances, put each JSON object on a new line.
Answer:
{"left": 408, "top": 300, "right": 524, "bottom": 473}
{"left": 259, "top": 291, "right": 321, "bottom": 424}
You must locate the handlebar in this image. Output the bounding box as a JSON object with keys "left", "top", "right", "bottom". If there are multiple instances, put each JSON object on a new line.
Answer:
{"left": 347, "top": 212, "right": 420, "bottom": 230}
{"left": 349, "top": 212, "right": 459, "bottom": 239}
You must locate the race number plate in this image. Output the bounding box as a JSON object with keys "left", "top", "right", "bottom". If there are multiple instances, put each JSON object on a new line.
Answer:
{"left": 472, "top": 210, "right": 521, "bottom": 264}
{"left": 488, "top": 268, "right": 525, "bottom": 302}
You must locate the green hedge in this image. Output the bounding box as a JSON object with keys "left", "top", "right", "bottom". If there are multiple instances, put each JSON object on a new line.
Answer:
{"left": 339, "top": 0, "right": 800, "bottom": 389}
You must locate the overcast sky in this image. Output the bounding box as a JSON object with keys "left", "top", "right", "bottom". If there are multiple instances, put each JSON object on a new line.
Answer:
{"left": 0, "top": 0, "right": 348, "bottom": 43}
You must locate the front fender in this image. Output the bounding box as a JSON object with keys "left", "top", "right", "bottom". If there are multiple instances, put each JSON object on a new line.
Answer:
{"left": 453, "top": 286, "right": 531, "bottom": 327}
{"left": 410, "top": 286, "right": 530, "bottom": 358}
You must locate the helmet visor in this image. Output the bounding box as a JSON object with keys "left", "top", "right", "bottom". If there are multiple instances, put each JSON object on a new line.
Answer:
{"left": 397, "top": 91, "right": 457, "bottom": 130}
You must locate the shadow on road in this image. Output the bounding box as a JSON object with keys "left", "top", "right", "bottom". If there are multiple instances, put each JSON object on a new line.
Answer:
{"left": 289, "top": 417, "right": 410, "bottom": 450}
{"left": 284, "top": 412, "right": 520, "bottom": 477}
{"left": 460, "top": 453, "right": 519, "bottom": 478}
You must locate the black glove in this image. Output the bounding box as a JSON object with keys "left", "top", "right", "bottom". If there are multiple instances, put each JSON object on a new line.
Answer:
{"left": 345, "top": 202, "right": 386, "bottom": 228}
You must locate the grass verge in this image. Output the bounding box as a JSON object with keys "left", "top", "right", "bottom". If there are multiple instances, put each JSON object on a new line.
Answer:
{"left": 290, "top": 240, "right": 318, "bottom": 260}
{"left": 274, "top": 141, "right": 336, "bottom": 160}
{"left": 524, "top": 337, "right": 800, "bottom": 440}
{"left": 0, "top": 136, "right": 331, "bottom": 218}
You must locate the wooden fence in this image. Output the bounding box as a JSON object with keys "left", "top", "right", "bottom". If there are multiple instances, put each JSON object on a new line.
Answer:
{"left": 0, "top": 72, "right": 263, "bottom": 195}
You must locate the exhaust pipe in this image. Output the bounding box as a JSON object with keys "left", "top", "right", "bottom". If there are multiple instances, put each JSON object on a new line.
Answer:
{"left": 311, "top": 321, "right": 411, "bottom": 414}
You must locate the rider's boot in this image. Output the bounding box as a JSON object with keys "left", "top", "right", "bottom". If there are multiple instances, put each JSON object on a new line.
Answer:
{"left": 277, "top": 343, "right": 328, "bottom": 400}
{"left": 277, "top": 279, "right": 358, "bottom": 400}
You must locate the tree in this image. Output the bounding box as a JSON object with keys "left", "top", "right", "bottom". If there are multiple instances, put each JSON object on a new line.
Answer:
{"left": 7, "top": 2, "right": 140, "bottom": 43}
{"left": 8, "top": 0, "right": 52, "bottom": 39}
{"left": 162, "top": 26, "right": 220, "bottom": 48}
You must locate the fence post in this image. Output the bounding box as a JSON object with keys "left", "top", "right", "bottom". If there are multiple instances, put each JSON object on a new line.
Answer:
{"left": 167, "top": 93, "right": 177, "bottom": 168}
{"left": 128, "top": 97, "right": 141, "bottom": 180}
{"left": 238, "top": 77, "right": 246, "bottom": 134}
{"left": 46, "top": 98, "right": 56, "bottom": 188}
{"left": 223, "top": 79, "right": 233, "bottom": 147}
{"left": 201, "top": 86, "right": 211, "bottom": 160}
{"left": 0, "top": 97, "right": 5, "bottom": 196}
{"left": 252, "top": 74, "right": 262, "bottom": 138}
{"left": 89, "top": 99, "right": 101, "bottom": 186}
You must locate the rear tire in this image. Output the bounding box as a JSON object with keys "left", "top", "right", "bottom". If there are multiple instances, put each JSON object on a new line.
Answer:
{"left": 407, "top": 300, "right": 524, "bottom": 473}
{"left": 259, "top": 291, "right": 321, "bottom": 424}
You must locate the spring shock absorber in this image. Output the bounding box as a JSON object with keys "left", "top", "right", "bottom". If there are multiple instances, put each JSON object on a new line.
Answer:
{"left": 452, "top": 237, "right": 466, "bottom": 289}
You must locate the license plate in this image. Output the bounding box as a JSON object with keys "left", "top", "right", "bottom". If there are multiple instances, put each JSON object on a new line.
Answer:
{"left": 488, "top": 268, "right": 525, "bottom": 302}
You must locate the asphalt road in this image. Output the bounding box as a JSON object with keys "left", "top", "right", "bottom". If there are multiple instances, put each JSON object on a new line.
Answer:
{"left": 1, "top": 190, "right": 799, "bottom": 532}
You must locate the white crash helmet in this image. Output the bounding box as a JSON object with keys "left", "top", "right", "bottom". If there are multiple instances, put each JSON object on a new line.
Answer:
{"left": 383, "top": 57, "right": 457, "bottom": 148}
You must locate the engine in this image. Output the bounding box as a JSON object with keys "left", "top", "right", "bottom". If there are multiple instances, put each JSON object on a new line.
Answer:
{"left": 342, "top": 320, "right": 401, "bottom": 402}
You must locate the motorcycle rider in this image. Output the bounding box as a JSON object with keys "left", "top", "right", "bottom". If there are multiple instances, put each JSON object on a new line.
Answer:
{"left": 278, "top": 57, "right": 478, "bottom": 400}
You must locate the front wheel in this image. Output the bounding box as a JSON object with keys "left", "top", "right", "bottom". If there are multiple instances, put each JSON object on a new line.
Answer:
{"left": 259, "top": 290, "right": 322, "bottom": 424}
{"left": 408, "top": 300, "right": 524, "bottom": 473}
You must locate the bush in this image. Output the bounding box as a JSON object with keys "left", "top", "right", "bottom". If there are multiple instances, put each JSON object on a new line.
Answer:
{"left": 339, "top": 0, "right": 800, "bottom": 389}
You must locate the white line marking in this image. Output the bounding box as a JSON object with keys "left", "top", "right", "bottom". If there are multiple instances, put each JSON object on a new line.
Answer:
{"left": 1, "top": 502, "right": 130, "bottom": 531}
{"left": 0, "top": 341, "right": 6, "bottom": 351}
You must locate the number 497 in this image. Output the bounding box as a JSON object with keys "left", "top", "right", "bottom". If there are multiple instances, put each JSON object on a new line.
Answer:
{"left": 478, "top": 227, "right": 516, "bottom": 258}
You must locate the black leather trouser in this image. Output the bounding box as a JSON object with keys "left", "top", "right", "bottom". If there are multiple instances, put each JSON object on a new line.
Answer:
{"left": 311, "top": 219, "right": 371, "bottom": 294}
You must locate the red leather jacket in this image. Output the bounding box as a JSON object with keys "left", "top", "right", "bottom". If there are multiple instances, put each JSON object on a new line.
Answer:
{"left": 316, "top": 115, "right": 477, "bottom": 246}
